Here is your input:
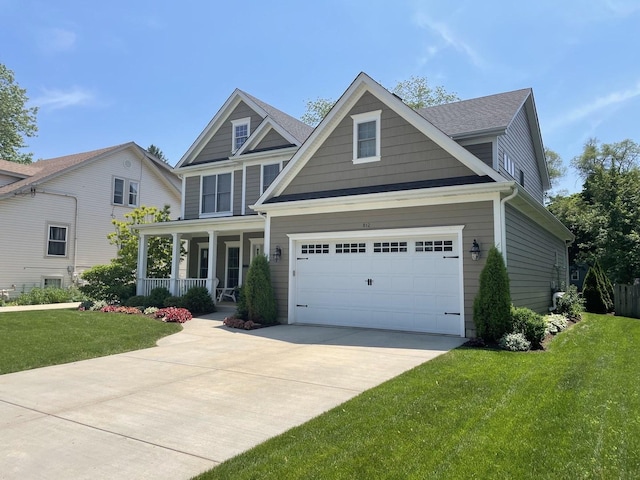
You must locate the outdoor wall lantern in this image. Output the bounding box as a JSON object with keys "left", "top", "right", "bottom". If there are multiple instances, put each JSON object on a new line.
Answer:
{"left": 273, "top": 245, "right": 282, "bottom": 262}
{"left": 470, "top": 239, "right": 481, "bottom": 261}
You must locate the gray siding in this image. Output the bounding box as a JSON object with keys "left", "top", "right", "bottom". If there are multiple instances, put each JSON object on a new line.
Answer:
{"left": 191, "top": 102, "right": 264, "bottom": 164}
{"left": 270, "top": 201, "right": 495, "bottom": 337}
{"left": 244, "top": 165, "right": 261, "bottom": 214}
{"left": 282, "top": 92, "right": 476, "bottom": 197}
{"left": 184, "top": 176, "right": 200, "bottom": 220}
{"left": 233, "top": 170, "right": 242, "bottom": 216}
{"left": 254, "top": 129, "right": 290, "bottom": 150}
{"left": 498, "top": 107, "right": 544, "bottom": 203}
{"left": 505, "top": 204, "right": 568, "bottom": 313}
{"left": 463, "top": 142, "right": 492, "bottom": 167}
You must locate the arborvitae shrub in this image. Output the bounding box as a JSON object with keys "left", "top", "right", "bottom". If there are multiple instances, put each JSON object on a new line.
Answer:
{"left": 473, "top": 246, "right": 512, "bottom": 342}
{"left": 583, "top": 261, "right": 614, "bottom": 313}
{"left": 245, "top": 254, "right": 277, "bottom": 325}
{"left": 235, "top": 285, "right": 248, "bottom": 320}
{"left": 181, "top": 286, "right": 216, "bottom": 315}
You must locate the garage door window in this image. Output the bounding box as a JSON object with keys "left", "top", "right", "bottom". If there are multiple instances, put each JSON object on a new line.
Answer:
{"left": 301, "top": 244, "right": 329, "bottom": 254}
{"left": 373, "top": 241, "right": 407, "bottom": 253}
{"left": 416, "top": 240, "right": 453, "bottom": 252}
{"left": 336, "top": 243, "right": 366, "bottom": 253}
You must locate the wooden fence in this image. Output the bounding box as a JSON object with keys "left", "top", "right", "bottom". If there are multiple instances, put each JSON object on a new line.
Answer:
{"left": 615, "top": 284, "right": 640, "bottom": 319}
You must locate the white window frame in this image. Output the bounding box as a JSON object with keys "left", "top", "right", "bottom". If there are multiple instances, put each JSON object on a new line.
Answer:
{"left": 261, "top": 161, "right": 282, "bottom": 193}
{"left": 46, "top": 224, "right": 68, "bottom": 257}
{"left": 112, "top": 177, "right": 139, "bottom": 207}
{"left": 351, "top": 110, "right": 381, "bottom": 164}
{"left": 225, "top": 241, "right": 241, "bottom": 288}
{"left": 249, "top": 237, "right": 265, "bottom": 263}
{"left": 200, "top": 172, "right": 233, "bottom": 217}
{"left": 504, "top": 153, "right": 515, "bottom": 177}
{"left": 231, "top": 117, "right": 251, "bottom": 153}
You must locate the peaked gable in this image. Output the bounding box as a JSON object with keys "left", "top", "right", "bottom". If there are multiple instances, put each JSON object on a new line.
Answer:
{"left": 257, "top": 72, "right": 504, "bottom": 206}
{"left": 176, "top": 90, "right": 312, "bottom": 169}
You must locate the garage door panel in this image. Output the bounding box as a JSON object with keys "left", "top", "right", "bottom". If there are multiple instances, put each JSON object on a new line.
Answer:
{"left": 293, "top": 234, "right": 462, "bottom": 335}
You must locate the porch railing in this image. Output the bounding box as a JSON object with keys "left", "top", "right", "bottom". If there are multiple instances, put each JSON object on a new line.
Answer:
{"left": 140, "top": 278, "right": 209, "bottom": 297}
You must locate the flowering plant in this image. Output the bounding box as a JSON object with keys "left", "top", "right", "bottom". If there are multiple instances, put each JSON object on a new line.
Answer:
{"left": 154, "top": 307, "right": 192, "bottom": 323}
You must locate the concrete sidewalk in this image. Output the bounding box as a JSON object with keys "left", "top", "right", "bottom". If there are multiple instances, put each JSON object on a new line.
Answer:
{"left": 0, "top": 302, "right": 82, "bottom": 312}
{"left": 0, "top": 312, "right": 465, "bottom": 479}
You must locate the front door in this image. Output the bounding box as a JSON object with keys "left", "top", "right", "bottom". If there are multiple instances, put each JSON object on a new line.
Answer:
{"left": 226, "top": 246, "right": 240, "bottom": 288}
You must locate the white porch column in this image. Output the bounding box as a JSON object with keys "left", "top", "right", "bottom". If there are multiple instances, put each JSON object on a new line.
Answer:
{"left": 239, "top": 232, "right": 245, "bottom": 285}
{"left": 169, "top": 233, "right": 181, "bottom": 296}
{"left": 137, "top": 234, "right": 149, "bottom": 296}
{"left": 207, "top": 231, "right": 217, "bottom": 297}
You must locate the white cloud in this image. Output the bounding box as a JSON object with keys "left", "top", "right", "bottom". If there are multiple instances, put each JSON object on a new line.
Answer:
{"left": 38, "top": 28, "right": 77, "bottom": 53}
{"left": 33, "top": 87, "right": 96, "bottom": 110}
{"left": 412, "top": 11, "right": 486, "bottom": 69}
{"left": 548, "top": 81, "right": 640, "bottom": 130}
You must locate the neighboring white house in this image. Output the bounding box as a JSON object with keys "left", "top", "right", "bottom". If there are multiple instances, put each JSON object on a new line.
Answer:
{"left": 0, "top": 142, "right": 181, "bottom": 298}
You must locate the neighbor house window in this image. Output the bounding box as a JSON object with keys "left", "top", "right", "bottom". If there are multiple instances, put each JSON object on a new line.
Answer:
{"left": 351, "top": 110, "right": 381, "bottom": 164}
{"left": 231, "top": 117, "right": 250, "bottom": 152}
{"left": 201, "top": 173, "right": 232, "bottom": 215}
{"left": 262, "top": 163, "right": 281, "bottom": 192}
{"left": 47, "top": 225, "right": 68, "bottom": 257}
{"left": 43, "top": 277, "right": 63, "bottom": 288}
{"left": 113, "top": 177, "right": 139, "bottom": 207}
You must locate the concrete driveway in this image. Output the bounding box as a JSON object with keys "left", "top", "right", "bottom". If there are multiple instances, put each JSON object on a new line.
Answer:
{"left": 0, "top": 311, "right": 465, "bottom": 479}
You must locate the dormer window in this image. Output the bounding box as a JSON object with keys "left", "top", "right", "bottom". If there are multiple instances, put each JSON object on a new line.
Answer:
{"left": 351, "top": 110, "right": 381, "bottom": 164}
{"left": 231, "top": 117, "right": 250, "bottom": 153}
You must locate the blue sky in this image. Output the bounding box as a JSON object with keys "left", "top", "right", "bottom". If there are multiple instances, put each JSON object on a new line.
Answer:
{"left": 2, "top": 0, "right": 639, "bottom": 194}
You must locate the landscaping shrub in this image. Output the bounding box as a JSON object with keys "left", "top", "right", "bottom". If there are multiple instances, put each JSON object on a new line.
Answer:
{"left": 143, "top": 306, "right": 159, "bottom": 315}
{"left": 80, "top": 263, "right": 135, "bottom": 303}
{"left": 235, "top": 285, "right": 248, "bottom": 320}
{"left": 100, "top": 305, "right": 141, "bottom": 315}
{"left": 583, "top": 260, "right": 614, "bottom": 313}
{"left": 13, "top": 286, "right": 86, "bottom": 305}
{"left": 154, "top": 307, "right": 192, "bottom": 323}
{"left": 499, "top": 332, "right": 531, "bottom": 351}
{"left": 244, "top": 254, "right": 277, "bottom": 325}
{"left": 545, "top": 314, "right": 569, "bottom": 335}
{"left": 89, "top": 300, "right": 107, "bottom": 311}
{"left": 556, "top": 284, "right": 584, "bottom": 320}
{"left": 181, "top": 286, "right": 215, "bottom": 315}
{"left": 511, "top": 306, "right": 546, "bottom": 347}
{"left": 473, "top": 247, "right": 511, "bottom": 342}
{"left": 148, "top": 287, "right": 171, "bottom": 308}
{"left": 163, "top": 296, "right": 184, "bottom": 308}
{"left": 124, "top": 295, "right": 148, "bottom": 308}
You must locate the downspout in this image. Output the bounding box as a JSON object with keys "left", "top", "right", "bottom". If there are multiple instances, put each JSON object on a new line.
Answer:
{"left": 499, "top": 185, "right": 518, "bottom": 265}
{"left": 19, "top": 187, "right": 80, "bottom": 281}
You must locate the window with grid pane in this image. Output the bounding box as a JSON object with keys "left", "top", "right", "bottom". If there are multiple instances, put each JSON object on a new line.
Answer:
{"left": 351, "top": 110, "right": 381, "bottom": 164}
{"left": 128, "top": 181, "right": 139, "bottom": 206}
{"left": 262, "top": 163, "right": 280, "bottom": 192}
{"left": 357, "top": 121, "right": 376, "bottom": 158}
{"left": 231, "top": 117, "right": 251, "bottom": 152}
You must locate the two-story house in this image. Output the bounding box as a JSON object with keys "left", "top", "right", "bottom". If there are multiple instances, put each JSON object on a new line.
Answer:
{"left": 136, "top": 73, "right": 573, "bottom": 337}
{"left": 0, "top": 142, "right": 181, "bottom": 298}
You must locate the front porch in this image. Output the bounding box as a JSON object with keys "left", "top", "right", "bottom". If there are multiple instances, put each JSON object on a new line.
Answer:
{"left": 135, "top": 216, "right": 266, "bottom": 300}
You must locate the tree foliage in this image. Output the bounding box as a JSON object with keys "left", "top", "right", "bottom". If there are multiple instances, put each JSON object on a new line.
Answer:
{"left": 107, "top": 204, "right": 175, "bottom": 278}
{"left": 473, "top": 247, "right": 512, "bottom": 342}
{"left": 300, "top": 75, "right": 459, "bottom": 127}
{"left": 544, "top": 147, "right": 566, "bottom": 188}
{"left": 0, "top": 63, "right": 38, "bottom": 164}
{"left": 548, "top": 138, "right": 640, "bottom": 284}
{"left": 244, "top": 254, "right": 277, "bottom": 324}
{"left": 147, "top": 144, "right": 169, "bottom": 163}
{"left": 582, "top": 260, "right": 614, "bottom": 314}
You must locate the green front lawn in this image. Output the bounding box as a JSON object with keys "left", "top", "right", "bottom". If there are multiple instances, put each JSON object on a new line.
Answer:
{"left": 195, "top": 314, "right": 640, "bottom": 479}
{"left": 0, "top": 309, "right": 182, "bottom": 374}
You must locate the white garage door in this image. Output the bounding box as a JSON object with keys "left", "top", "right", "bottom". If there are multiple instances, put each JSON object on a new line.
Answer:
{"left": 292, "top": 233, "right": 463, "bottom": 335}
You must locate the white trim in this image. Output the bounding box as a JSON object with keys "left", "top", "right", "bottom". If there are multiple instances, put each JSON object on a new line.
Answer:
{"left": 197, "top": 242, "right": 209, "bottom": 279}
{"left": 351, "top": 110, "right": 381, "bottom": 164}
{"left": 231, "top": 117, "right": 251, "bottom": 153}
{"left": 287, "top": 225, "right": 465, "bottom": 337}
{"left": 224, "top": 241, "right": 241, "bottom": 288}
{"left": 46, "top": 223, "right": 69, "bottom": 258}
{"left": 199, "top": 172, "right": 233, "bottom": 217}
{"left": 249, "top": 237, "right": 265, "bottom": 262}
{"left": 112, "top": 176, "right": 139, "bottom": 207}
{"left": 241, "top": 163, "right": 247, "bottom": 216}
{"left": 493, "top": 196, "right": 502, "bottom": 253}
{"left": 234, "top": 117, "right": 300, "bottom": 156}
{"left": 457, "top": 136, "right": 499, "bottom": 170}
{"left": 180, "top": 175, "right": 187, "bottom": 218}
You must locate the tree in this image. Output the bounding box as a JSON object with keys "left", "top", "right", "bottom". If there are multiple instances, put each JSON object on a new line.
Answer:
{"left": 107, "top": 204, "right": 175, "bottom": 278}
{"left": 473, "top": 246, "right": 512, "bottom": 342}
{"left": 147, "top": 144, "right": 169, "bottom": 163}
{"left": 0, "top": 63, "right": 38, "bottom": 164}
{"left": 300, "top": 75, "right": 459, "bottom": 127}
{"left": 244, "top": 254, "right": 277, "bottom": 324}
{"left": 545, "top": 148, "right": 566, "bottom": 188}
{"left": 548, "top": 138, "right": 640, "bottom": 284}
{"left": 391, "top": 75, "right": 459, "bottom": 109}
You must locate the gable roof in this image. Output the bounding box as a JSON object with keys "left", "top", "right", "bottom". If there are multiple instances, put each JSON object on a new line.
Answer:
{"left": 417, "top": 88, "right": 531, "bottom": 138}
{"left": 176, "top": 90, "right": 313, "bottom": 168}
{"left": 256, "top": 72, "right": 506, "bottom": 206}
{"left": 0, "top": 142, "right": 179, "bottom": 199}
{"left": 0, "top": 160, "right": 40, "bottom": 178}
